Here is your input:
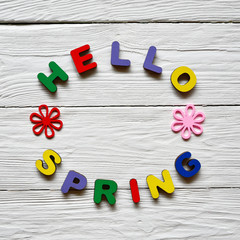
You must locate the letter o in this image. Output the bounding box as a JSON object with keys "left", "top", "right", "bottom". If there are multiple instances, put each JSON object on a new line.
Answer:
{"left": 171, "top": 66, "right": 197, "bottom": 92}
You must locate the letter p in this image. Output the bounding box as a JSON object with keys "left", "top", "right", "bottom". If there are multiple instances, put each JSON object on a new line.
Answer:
{"left": 61, "top": 170, "right": 87, "bottom": 193}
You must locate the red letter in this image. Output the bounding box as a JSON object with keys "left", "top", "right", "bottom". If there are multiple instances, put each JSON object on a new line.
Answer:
{"left": 130, "top": 179, "right": 140, "bottom": 203}
{"left": 70, "top": 44, "right": 97, "bottom": 73}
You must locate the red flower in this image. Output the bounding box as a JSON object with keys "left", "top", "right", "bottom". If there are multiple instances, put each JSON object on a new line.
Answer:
{"left": 30, "top": 104, "right": 63, "bottom": 139}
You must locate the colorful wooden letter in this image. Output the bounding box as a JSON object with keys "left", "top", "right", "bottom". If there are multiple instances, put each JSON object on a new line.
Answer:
{"left": 146, "top": 170, "right": 175, "bottom": 199}
{"left": 171, "top": 66, "right": 197, "bottom": 92}
{"left": 37, "top": 61, "right": 68, "bottom": 93}
{"left": 111, "top": 41, "right": 131, "bottom": 67}
{"left": 94, "top": 179, "right": 118, "bottom": 205}
{"left": 35, "top": 149, "right": 61, "bottom": 176}
{"left": 70, "top": 44, "right": 97, "bottom": 74}
{"left": 61, "top": 170, "right": 87, "bottom": 193}
{"left": 143, "top": 46, "right": 162, "bottom": 74}
{"left": 129, "top": 178, "right": 140, "bottom": 203}
{"left": 175, "top": 152, "right": 201, "bottom": 178}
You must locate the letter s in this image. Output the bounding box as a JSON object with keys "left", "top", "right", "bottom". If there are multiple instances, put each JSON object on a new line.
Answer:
{"left": 35, "top": 149, "right": 61, "bottom": 176}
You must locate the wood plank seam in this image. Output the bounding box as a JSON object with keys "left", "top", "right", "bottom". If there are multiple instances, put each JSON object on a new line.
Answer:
{"left": 1, "top": 22, "right": 240, "bottom": 25}
{"left": 0, "top": 105, "right": 240, "bottom": 108}
{"left": 1, "top": 21, "right": 240, "bottom": 24}
{"left": 0, "top": 187, "right": 239, "bottom": 191}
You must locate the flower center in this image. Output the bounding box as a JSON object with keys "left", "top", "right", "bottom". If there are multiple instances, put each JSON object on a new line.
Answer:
{"left": 183, "top": 116, "right": 193, "bottom": 128}
{"left": 42, "top": 117, "right": 51, "bottom": 126}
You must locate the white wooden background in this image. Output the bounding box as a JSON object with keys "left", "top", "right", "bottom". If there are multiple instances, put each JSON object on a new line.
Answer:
{"left": 0, "top": 1, "right": 240, "bottom": 239}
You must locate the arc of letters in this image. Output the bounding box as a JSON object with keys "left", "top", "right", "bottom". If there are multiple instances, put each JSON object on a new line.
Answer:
{"left": 35, "top": 41, "right": 200, "bottom": 206}
{"left": 36, "top": 150, "right": 201, "bottom": 205}
{"left": 37, "top": 42, "right": 196, "bottom": 93}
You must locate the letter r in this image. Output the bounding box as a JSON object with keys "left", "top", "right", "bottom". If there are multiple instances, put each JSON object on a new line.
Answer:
{"left": 94, "top": 179, "right": 118, "bottom": 205}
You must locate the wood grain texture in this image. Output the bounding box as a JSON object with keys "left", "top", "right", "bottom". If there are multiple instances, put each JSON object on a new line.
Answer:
{"left": 0, "top": 189, "right": 239, "bottom": 239}
{"left": 1, "top": 1, "right": 240, "bottom": 238}
{"left": 0, "top": 23, "right": 240, "bottom": 106}
{"left": 0, "top": 106, "right": 239, "bottom": 190}
{"left": 0, "top": 0, "right": 240, "bottom": 23}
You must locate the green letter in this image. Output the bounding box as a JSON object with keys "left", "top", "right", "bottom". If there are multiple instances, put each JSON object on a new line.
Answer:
{"left": 38, "top": 61, "right": 68, "bottom": 93}
{"left": 94, "top": 179, "right": 118, "bottom": 205}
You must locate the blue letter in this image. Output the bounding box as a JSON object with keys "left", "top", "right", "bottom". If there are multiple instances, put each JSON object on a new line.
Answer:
{"left": 175, "top": 152, "right": 201, "bottom": 178}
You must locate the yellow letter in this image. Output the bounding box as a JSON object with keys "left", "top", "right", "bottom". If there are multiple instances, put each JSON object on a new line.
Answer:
{"left": 146, "top": 170, "right": 175, "bottom": 199}
{"left": 35, "top": 149, "right": 61, "bottom": 176}
{"left": 171, "top": 66, "right": 197, "bottom": 92}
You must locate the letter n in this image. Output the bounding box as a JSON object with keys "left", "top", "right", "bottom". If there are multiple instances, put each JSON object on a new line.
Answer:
{"left": 146, "top": 170, "right": 174, "bottom": 199}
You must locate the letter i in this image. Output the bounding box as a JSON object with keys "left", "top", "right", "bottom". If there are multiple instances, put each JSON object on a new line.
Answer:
{"left": 129, "top": 179, "right": 140, "bottom": 203}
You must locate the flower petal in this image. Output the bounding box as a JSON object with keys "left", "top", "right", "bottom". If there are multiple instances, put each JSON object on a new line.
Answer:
{"left": 171, "top": 121, "right": 184, "bottom": 132}
{"left": 185, "top": 104, "right": 195, "bottom": 118}
{"left": 30, "top": 112, "right": 43, "bottom": 123}
{"left": 50, "top": 120, "right": 63, "bottom": 131}
{"left": 173, "top": 109, "right": 185, "bottom": 121}
{"left": 191, "top": 124, "right": 203, "bottom": 136}
{"left": 45, "top": 125, "right": 55, "bottom": 139}
{"left": 39, "top": 105, "right": 49, "bottom": 118}
{"left": 181, "top": 126, "right": 192, "bottom": 140}
{"left": 49, "top": 107, "right": 61, "bottom": 120}
{"left": 32, "top": 123, "right": 44, "bottom": 136}
{"left": 193, "top": 112, "right": 205, "bottom": 123}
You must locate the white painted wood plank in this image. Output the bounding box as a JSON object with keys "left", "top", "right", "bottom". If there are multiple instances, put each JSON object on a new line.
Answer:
{"left": 0, "top": 189, "right": 239, "bottom": 239}
{"left": 0, "top": 0, "right": 240, "bottom": 23}
{"left": 0, "top": 24, "right": 240, "bottom": 106}
{"left": 0, "top": 106, "right": 239, "bottom": 190}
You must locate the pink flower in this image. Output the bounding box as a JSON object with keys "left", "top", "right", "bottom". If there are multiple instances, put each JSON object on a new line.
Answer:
{"left": 30, "top": 104, "right": 63, "bottom": 139}
{"left": 171, "top": 104, "right": 205, "bottom": 140}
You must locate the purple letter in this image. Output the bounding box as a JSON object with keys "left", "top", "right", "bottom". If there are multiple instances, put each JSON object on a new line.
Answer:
{"left": 143, "top": 46, "right": 162, "bottom": 74}
{"left": 111, "top": 41, "right": 130, "bottom": 66}
{"left": 61, "top": 170, "right": 87, "bottom": 193}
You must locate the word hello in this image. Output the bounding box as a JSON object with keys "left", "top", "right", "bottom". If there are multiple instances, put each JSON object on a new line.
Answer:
{"left": 36, "top": 150, "right": 201, "bottom": 205}
{"left": 38, "top": 42, "right": 197, "bottom": 93}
